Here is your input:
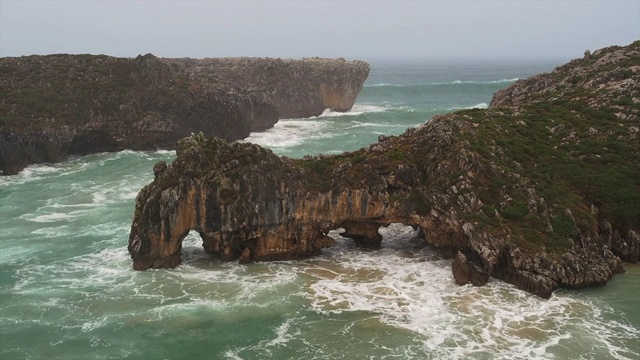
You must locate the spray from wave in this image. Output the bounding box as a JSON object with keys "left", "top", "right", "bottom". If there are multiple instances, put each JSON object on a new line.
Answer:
{"left": 365, "top": 78, "right": 519, "bottom": 88}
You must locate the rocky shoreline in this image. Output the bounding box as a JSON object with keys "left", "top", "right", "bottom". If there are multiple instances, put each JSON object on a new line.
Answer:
{"left": 128, "top": 41, "right": 639, "bottom": 298}
{"left": 0, "top": 54, "right": 369, "bottom": 175}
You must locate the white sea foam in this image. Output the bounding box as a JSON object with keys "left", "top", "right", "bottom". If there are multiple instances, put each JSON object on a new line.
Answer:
{"left": 443, "top": 102, "right": 489, "bottom": 111}
{"left": 365, "top": 83, "right": 405, "bottom": 87}
{"left": 224, "top": 351, "right": 244, "bottom": 360}
{"left": 175, "top": 260, "right": 298, "bottom": 306}
{"left": 301, "top": 224, "right": 639, "bottom": 359}
{"left": 120, "top": 192, "right": 139, "bottom": 200}
{"left": 465, "top": 102, "right": 489, "bottom": 109}
{"left": 0, "top": 245, "right": 41, "bottom": 265}
{"left": 244, "top": 103, "right": 390, "bottom": 149}
{"left": 314, "top": 104, "right": 388, "bottom": 118}
{"left": 244, "top": 118, "right": 330, "bottom": 148}
{"left": 346, "top": 120, "right": 407, "bottom": 129}
{"left": 6, "top": 216, "right": 638, "bottom": 359}
{"left": 20, "top": 164, "right": 60, "bottom": 177}
{"left": 44, "top": 202, "right": 95, "bottom": 209}
{"left": 0, "top": 164, "right": 61, "bottom": 187}
{"left": 365, "top": 78, "right": 519, "bottom": 88}
{"left": 31, "top": 225, "right": 71, "bottom": 238}
{"left": 224, "top": 318, "right": 300, "bottom": 359}
{"left": 446, "top": 78, "right": 520, "bottom": 85}
{"left": 152, "top": 149, "right": 176, "bottom": 155}
{"left": 29, "top": 212, "right": 73, "bottom": 223}
{"left": 92, "top": 191, "right": 107, "bottom": 205}
{"left": 81, "top": 317, "right": 109, "bottom": 332}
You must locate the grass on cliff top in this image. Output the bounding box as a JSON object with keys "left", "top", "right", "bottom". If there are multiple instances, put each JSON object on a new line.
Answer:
{"left": 292, "top": 145, "right": 415, "bottom": 193}
{"left": 449, "top": 40, "right": 639, "bottom": 253}
{"left": 291, "top": 82, "right": 639, "bottom": 254}
{"left": 0, "top": 54, "right": 193, "bottom": 128}
{"left": 457, "top": 92, "right": 639, "bottom": 252}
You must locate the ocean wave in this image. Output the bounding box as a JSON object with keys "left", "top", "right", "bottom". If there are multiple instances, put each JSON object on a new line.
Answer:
{"left": 365, "top": 78, "right": 519, "bottom": 88}
{"left": 447, "top": 78, "right": 520, "bottom": 85}
{"left": 301, "top": 224, "right": 638, "bottom": 359}
{"left": 311, "top": 104, "right": 388, "bottom": 118}
{"left": 466, "top": 102, "right": 488, "bottom": 109}
{"left": 432, "top": 103, "right": 489, "bottom": 112}
{"left": 151, "top": 149, "right": 177, "bottom": 155}
{"left": 365, "top": 83, "right": 405, "bottom": 87}
{"left": 0, "top": 164, "right": 63, "bottom": 187}
{"left": 27, "top": 212, "right": 74, "bottom": 223}
{"left": 443, "top": 102, "right": 489, "bottom": 111}
{"left": 244, "top": 104, "right": 396, "bottom": 150}
{"left": 346, "top": 120, "right": 409, "bottom": 129}
{"left": 243, "top": 118, "right": 331, "bottom": 148}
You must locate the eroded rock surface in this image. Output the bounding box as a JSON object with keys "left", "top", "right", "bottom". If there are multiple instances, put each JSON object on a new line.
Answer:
{"left": 0, "top": 54, "right": 369, "bottom": 174}
{"left": 129, "top": 41, "right": 639, "bottom": 298}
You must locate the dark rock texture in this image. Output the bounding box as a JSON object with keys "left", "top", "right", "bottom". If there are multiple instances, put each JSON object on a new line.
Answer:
{"left": 129, "top": 42, "right": 639, "bottom": 298}
{"left": 0, "top": 54, "right": 369, "bottom": 175}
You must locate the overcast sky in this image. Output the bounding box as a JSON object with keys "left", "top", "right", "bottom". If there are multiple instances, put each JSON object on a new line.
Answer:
{"left": 1, "top": 0, "right": 638, "bottom": 61}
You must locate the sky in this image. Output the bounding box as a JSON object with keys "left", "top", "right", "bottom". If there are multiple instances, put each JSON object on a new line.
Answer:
{"left": 0, "top": 0, "right": 638, "bottom": 61}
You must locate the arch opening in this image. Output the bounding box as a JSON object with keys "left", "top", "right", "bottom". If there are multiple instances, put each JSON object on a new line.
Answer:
{"left": 378, "top": 223, "right": 427, "bottom": 251}
{"left": 324, "top": 222, "right": 430, "bottom": 257}
{"left": 179, "top": 230, "right": 211, "bottom": 264}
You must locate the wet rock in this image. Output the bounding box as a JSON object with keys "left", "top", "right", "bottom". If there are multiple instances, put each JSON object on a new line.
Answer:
{"left": 452, "top": 251, "right": 489, "bottom": 286}
{"left": 153, "top": 161, "right": 167, "bottom": 180}
{"left": 341, "top": 221, "right": 384, "bottom": 249}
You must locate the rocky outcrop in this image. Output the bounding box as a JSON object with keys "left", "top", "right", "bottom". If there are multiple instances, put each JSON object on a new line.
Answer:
{"left": 0, "top": 54, "right": 369, "bottom": 175}
{"left": 166, "top": 57, "right": 369, "bottom": 118}
{"left": 129, "top": 41, "right": 639, "bottom": 298}
{"left": 490, "top": 42, "right": 640, "bottom": 115}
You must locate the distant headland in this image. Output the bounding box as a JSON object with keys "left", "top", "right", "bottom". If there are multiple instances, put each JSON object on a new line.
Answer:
{"left": 0, "top": 54, "right": 370, "bottom": 175}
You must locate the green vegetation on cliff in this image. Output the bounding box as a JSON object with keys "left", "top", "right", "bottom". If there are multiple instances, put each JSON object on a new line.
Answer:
{"left": 297, "top": 41, "right": 639, "bottom": 256}
{"left": 0, "top": 54, "right": 191, "bottom": 127}
{"left": 129, "top": 42, "right": 638, "bottom": 297}
{"left": 0, "top": 54, "right": 369, "bottom": 175}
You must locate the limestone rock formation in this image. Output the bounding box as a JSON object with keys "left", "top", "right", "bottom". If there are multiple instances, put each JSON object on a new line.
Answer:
{"left": 129, "top": 41, "right": 639, "bottom": 298}
{"left": 0, "top": 54, "right": 369, "bottom": 175}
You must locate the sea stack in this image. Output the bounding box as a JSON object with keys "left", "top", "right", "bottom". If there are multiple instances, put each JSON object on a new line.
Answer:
{"left": 128, "top": 41, "right": 640, "bottom": 299}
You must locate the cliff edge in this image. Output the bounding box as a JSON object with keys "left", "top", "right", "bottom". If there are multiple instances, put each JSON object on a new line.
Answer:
{"left": 0, "top": 54, "right": 369, "bottom": 175}
{"left": 129, "top": 41, "right": 639, "bottom": 298}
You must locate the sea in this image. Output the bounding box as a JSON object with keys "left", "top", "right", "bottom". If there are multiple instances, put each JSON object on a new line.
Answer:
{"left": 1, "top": 58, "right": 638, "bottom": 360}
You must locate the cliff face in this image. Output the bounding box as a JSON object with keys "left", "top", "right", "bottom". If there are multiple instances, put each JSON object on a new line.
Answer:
{"left": 166, "top": 57, "right": 369, "bottom": 118}
{"left": 129, "top": 41, "right": 639, "bottom": 298}
{"left": 0, "top": 54, "right": 369, "bottom": 175}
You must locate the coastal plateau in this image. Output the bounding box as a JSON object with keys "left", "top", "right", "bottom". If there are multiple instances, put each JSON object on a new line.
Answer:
{"left": 0, "top": 54, "right": 369, "bottom": 175}
{"left": 128, "top": 41, "right": 640, "bottom": 298}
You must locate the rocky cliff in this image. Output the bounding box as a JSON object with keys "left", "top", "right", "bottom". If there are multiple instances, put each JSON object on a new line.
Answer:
{"left": 129, "top": 41, "right": 639, "bottom": 298}
{"left": 0, "top": 54, "right": 369, "bottom": 175}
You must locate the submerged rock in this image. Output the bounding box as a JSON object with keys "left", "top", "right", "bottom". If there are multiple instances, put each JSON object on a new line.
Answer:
{"left": 129, "top": 41, "right": 640, "bottom": 298}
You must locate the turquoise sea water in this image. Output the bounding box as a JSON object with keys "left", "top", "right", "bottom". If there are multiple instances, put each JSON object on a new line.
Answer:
{"left": 1, "top": 59, "right": 639, "bottom": 359}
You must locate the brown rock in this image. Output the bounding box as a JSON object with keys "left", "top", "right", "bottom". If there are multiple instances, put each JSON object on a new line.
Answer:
{"left": 128, "top": 41, "right": 639, "bottom": 299}
{"left": 452, "top": 251, "right": 489, "bottom": 286}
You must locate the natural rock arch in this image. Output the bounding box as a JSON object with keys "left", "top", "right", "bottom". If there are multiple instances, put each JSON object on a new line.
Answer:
{"left": 127, "top": 135, "right": 498, "bottom": 288}
{"left": 129, "top": 113, "right": 630, "bottom": 299}
{"left": 130, "top": 42, "right": 640, "bottom": 297}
